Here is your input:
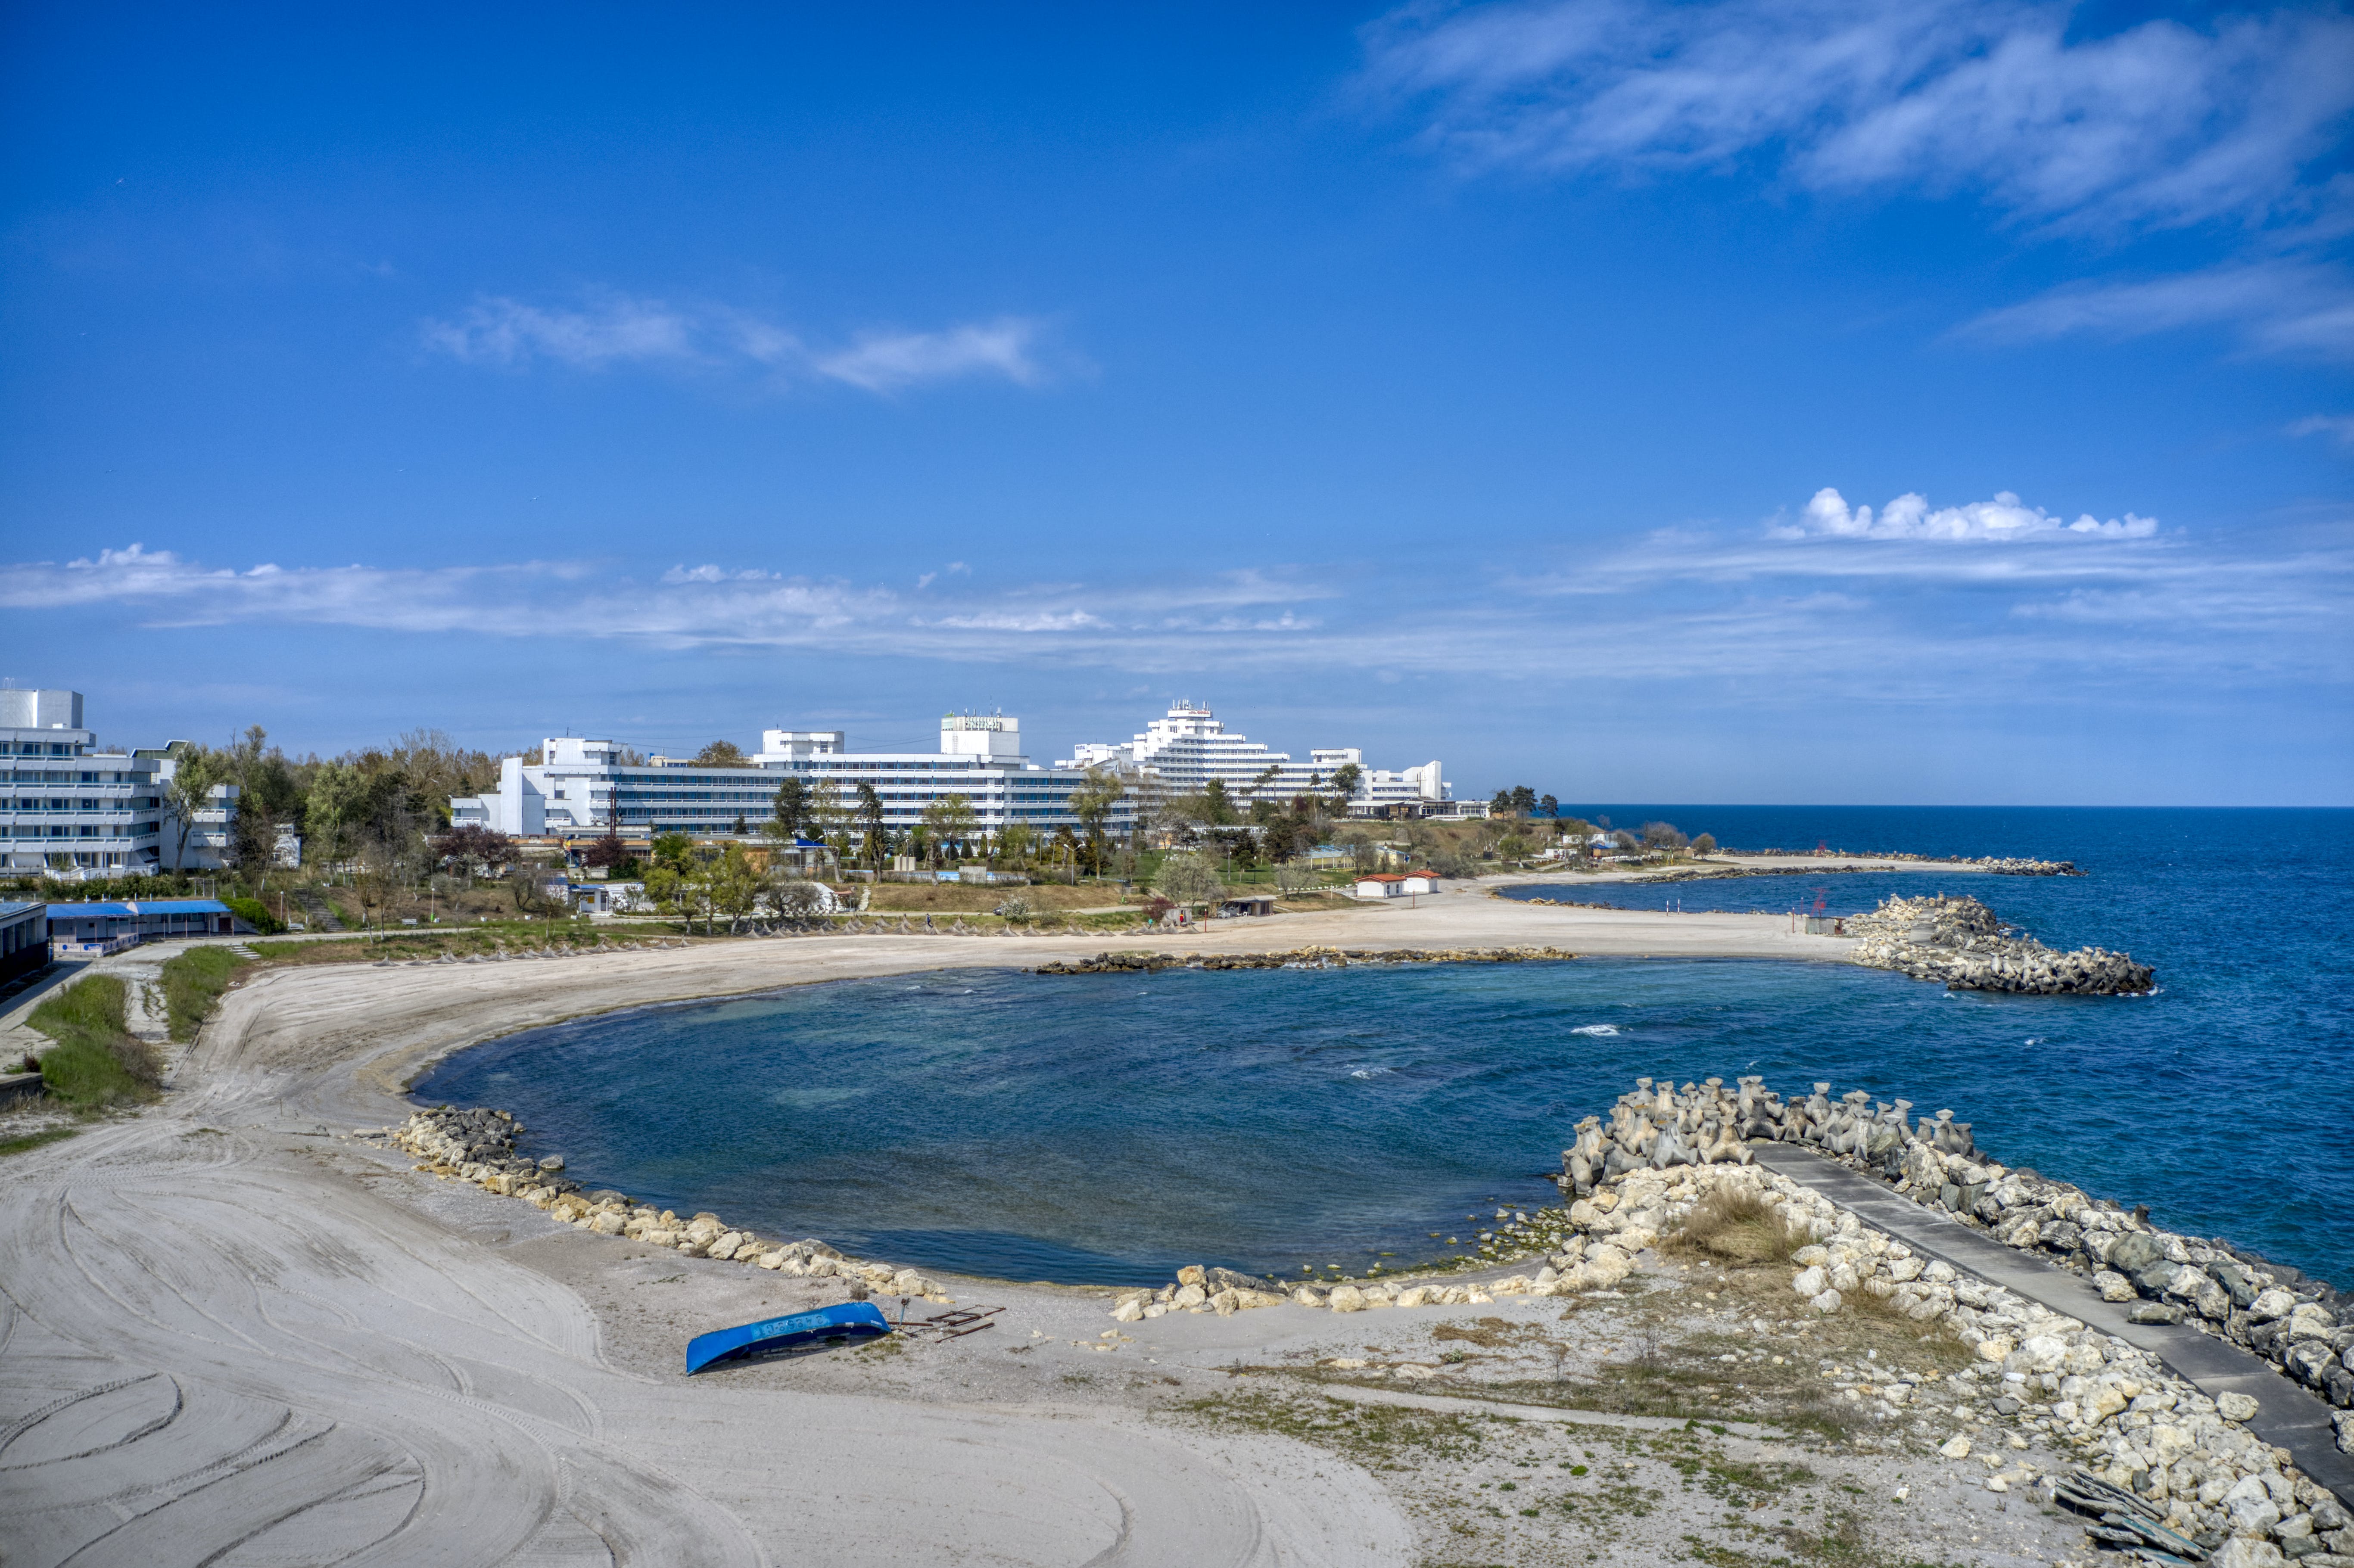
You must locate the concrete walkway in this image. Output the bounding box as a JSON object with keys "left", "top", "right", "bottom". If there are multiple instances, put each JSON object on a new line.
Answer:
{"left": 1753, "top": 1144, "right": 2354, "bottom": 1508}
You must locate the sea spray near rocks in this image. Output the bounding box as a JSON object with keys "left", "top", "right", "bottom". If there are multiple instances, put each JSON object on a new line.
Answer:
{"left": 1843, "top": 893, "right": 2155, "bottom": 995}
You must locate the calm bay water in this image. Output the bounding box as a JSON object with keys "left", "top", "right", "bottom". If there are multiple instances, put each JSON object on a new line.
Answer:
{"left": 417, "top": 807, "right": 2353, "bottom": 1289}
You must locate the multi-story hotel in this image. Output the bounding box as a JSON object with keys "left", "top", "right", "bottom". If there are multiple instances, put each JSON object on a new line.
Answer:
{"left": 449, "top": 712, "right": 1131, "bottom": 843}
{"left": 0, "top": 690, "right": 166, "bottom": 877}
{"left": 1063, "top": 701, "right": 1458, "bottom": 816}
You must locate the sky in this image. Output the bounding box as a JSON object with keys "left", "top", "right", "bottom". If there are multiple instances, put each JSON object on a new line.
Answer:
{"left": 3, "top": 1, "right": 2350, "bottom": 805}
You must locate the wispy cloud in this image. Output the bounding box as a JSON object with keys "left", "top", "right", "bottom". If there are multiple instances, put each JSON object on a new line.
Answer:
{"left": 422, "top": 294, "right": 698, "bottom": 368}
{"left": 2290, "top": 412, "right": 2354, "bottom": 446}
{"left": 8, "top": 502, "right": 2345, "bottom": 702}
{"left": 421, "top": 293, "right": 1056, "bottom": 392}
{"left": 1364, "top": 2, "right": 2354, "bottom": 362}
{"left": 1960, "top": 259, "right": 2354, "bottom": 359}
{"left": 1363, "top": 0, "right": 2354, "bottom": 234}
{"left": 811, "top": 319, "right": 1047, "bottom": 392}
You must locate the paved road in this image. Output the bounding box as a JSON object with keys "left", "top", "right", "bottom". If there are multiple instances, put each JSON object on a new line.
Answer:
{"left": 1753, "top": 1144, "right": 2354, "bottom": 1508}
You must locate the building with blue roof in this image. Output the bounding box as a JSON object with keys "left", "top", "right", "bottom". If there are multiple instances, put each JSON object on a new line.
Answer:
{"left": 44, "top": 899, "right": 246, "bottom": 955}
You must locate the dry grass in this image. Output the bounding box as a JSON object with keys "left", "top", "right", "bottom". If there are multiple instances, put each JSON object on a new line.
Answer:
{"left": 1661, "top": 1187, "right": 1808, "bottom": 1268}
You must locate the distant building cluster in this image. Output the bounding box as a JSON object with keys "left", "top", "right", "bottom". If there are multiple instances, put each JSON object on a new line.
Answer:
{"left": 450, "top": 700, "right": 1473, "bottom": 846}
{"left": 1, "top": 686, "right": 1476, "bottom": 880}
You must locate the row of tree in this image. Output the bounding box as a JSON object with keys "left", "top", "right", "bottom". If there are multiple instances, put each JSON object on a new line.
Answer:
{"left": 145, "top": 727, "right": 519, "bottom": 878}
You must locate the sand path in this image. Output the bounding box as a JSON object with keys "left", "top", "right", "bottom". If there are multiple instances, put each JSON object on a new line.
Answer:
{"left": 0, "top": 895, "right": 1864, "bottom": 1565}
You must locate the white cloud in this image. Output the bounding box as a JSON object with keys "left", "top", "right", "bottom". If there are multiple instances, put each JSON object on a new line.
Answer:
{"left": 812, "top": 319, "right": 1045, "bottom": 392}
{"left": 421, "top": 294, "right": 1054, "bottom": 392}
{"left": 422, "top": 295, "right": 697, "bottom": 367}
{"left": 1961, "top": 260, "right": 2354, "bottom": 359}
{"left": 1364, "top": 0, "right": 2354, "bottom": 234}
{"left": 9, "top": 519, "right": 2345, "bottom": 700}
{"left": 1773, "top": 487, "right": 2158, "bottom": 541}
{"left": 2290, "top": 413, "right": 2354, "bottom": 446}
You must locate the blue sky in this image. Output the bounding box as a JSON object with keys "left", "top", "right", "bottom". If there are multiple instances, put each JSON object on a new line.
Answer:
{"left": 3, "top": 1, "right": 2349, "bottom": 803}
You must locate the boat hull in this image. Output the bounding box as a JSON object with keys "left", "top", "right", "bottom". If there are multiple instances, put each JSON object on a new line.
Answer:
{"left": 685, "top": 1302, "right": 892, "bottom": 1373}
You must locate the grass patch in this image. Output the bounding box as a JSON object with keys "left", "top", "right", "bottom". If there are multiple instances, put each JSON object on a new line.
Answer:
{"left": 1662, "top": 1186, "right": 1808, "bottom": 1267}
{"left": 0, "top": 1126, "right": 79, "bottom": 1158}
{"left": 1177, "top": 1389, "right": 1493, "bottom": 1469}
{"left": 159, "top": 946, "right": 246, "bottom": 1041}
{"left": 27, "top": 976, "right": 159, "bottom": 1108}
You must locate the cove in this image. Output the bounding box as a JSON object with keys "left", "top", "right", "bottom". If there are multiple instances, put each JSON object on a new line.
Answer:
{"left": 417, "top": 942, "right": 2353, "bottom": 1290}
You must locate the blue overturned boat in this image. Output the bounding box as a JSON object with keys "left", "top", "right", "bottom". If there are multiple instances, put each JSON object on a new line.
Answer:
{"left": 685, "top": 1302, "right": 892, "bottom": 1374}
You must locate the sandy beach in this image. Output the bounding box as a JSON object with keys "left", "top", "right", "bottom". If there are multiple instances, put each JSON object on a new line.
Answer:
{"left": 0, "top": 880, "right": 2106, "bottom": 1566}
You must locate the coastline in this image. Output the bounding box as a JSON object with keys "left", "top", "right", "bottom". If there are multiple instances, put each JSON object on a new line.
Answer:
{"left": 12, "top": 865, "right": 2317, "bottom": 1565}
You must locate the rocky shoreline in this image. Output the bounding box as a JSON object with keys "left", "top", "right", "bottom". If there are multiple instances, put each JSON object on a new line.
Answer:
{"left": 386, "top": 1063, "right": 2351, "bottom": 1561}
{"left": 1031, "top": 944, "right": 1578, "bottom": 975}
{"left": 1109, "top": 1073, "right": 2352, "bottom": 1559}
{"left": 1714, "top": 852, "right": 2084, "bottom": 876}
{"left": 1843, "top": 892, "right": 2155, "bottom": 995}
{"left": 377, "top": 1106, "right": 958, "bottom": 1305}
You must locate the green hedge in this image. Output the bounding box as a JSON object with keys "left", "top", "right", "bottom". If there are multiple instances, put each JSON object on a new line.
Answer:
{"left": 223, "top": 896, "right": 285, "bottom": 935}
{"left": 27, "top": 976, "right": 159, "bottom": 1108}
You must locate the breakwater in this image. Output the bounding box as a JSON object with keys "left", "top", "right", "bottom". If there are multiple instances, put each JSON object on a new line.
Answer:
{"left": 1715, "top": 852, "right": 2083, "bottom": 876}
{"left": 1031, "top": 945, "right": 1577, "bottom": 975}
{"left": 1844, "top": 893, "right": 2155, "bottom": 995}
{"left": 1561, "top": 1076, "right": 2351, "bottom": 1428}
{"left": 1108, "top": 1073, "right": 2354, "bottom": 1554}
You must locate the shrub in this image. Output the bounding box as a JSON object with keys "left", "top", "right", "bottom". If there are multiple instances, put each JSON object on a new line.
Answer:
{"left": 27, "top": 976, "right": 159, "bottom": 1108}
{"left": 223, "top": 896, "right": 285, "bottom": 934}
{"left": 160, "top": 946, "right": 246, "bottom": 1041}
{"left": 1661, "top": 1186, "right": 1806, "bottom": 1267}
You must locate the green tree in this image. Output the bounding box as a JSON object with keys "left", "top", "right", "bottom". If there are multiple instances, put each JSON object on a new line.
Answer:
{"left": 922, "top": 793, "right": 977, "bottom": 864}
{"left": 855, "top": 783, "right": 888, "bottom": 870}
{"left": 706, "top": 844, "right": 766, "bottom": 932}
{"left": 162, "top": 745, "right": 225, "bottom": 871}
{"left": 765, "top": 776, "right": 812, "bottom": 842}
{"left": 1326, "top": 762, "right": 1363, "bottom": 816}
{"left": 1155, "top": 850, "right": 1225, "bottom": 914}
{"left": 1199, "top": 778, "right": 1235, "bottom": 826}
{"left": 1510, "top": 785, "right": 1538, "bottom": 816}
{"left": 693, "top": 740, "right": 751, "bottom": 767}
{"left": 1068, "top": 768, "right": 1125, "bottom": 876}
{"left": 302, "top": 759, "right": 368, "bottom": 868}
{"left": 808, "top": 778, "right": 847, "bottom": 844}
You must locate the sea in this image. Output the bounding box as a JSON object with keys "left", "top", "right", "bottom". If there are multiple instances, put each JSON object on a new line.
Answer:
{"left": 415, "top": 806, "right": 2353, "bottom": 1291}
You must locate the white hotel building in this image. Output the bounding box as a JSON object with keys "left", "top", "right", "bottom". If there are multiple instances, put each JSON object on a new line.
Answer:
{"left": 449, "top": 713, "right": 1130, "bottom": 843}
{"left": 0, "top": 689, "right": 167, "bottom": 877}
{"left": 1067, "top": 701, "right": 1461, "bottom": 816}
{"left": 448, "top": 702, "right": 1464, "bottom": 845}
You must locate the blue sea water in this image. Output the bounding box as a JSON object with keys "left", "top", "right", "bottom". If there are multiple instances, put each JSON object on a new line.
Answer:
{"left": 417, "top": 807, "right": 2354, "bottom": 1291}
